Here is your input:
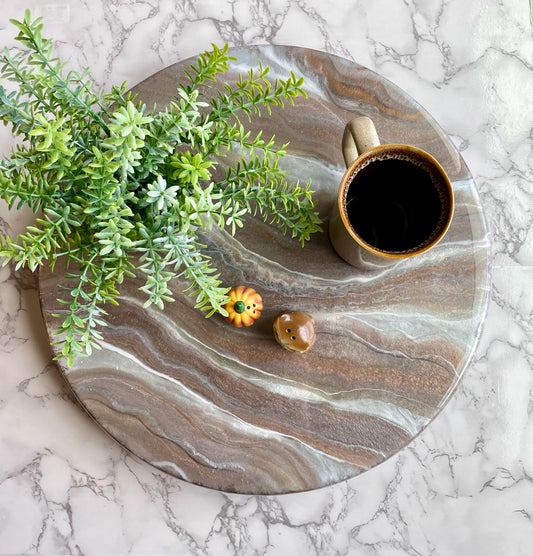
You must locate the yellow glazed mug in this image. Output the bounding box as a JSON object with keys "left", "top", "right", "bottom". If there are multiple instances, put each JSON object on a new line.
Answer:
{"left": 329, "top": 117, "right": 454, "bottom": 268}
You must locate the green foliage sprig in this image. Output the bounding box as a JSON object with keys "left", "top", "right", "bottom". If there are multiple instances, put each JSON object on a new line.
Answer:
{"left": 0, "top": 11, "right": 322, "bottom": 366}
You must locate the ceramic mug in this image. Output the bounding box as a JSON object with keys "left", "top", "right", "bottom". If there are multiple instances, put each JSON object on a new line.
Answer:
{"left": 329, "top": 117, "right": 454, "bottom": 268}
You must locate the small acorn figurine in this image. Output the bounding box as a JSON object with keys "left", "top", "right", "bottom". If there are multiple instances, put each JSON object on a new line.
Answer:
{"left": 273, "top": 311, "right": 316, "bottom": 353}
{"left": 224, "top": 286, "right": 263, "bottom": 327}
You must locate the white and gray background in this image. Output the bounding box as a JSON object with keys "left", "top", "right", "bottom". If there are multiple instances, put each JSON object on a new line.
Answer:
{"left": 0, "top": 1, "right": 532, "bottom": 554}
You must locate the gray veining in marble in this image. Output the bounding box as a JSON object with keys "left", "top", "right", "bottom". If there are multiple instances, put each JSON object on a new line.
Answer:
{"left": 3, "top": 0, "right": 532, "bottom": 552}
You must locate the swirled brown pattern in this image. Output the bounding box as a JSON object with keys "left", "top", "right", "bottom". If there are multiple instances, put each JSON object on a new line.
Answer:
{"left": 38, "top": 46, "right": 490, "bottom": 494}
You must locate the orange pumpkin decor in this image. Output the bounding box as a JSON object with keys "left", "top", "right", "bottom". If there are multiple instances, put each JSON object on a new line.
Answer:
{"left": 224, "top": 286, "right": 263, "bottom": 327}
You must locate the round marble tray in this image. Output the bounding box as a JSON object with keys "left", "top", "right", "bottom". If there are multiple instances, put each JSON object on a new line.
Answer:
{"left": 39, "top": 46, "right": 491, "bottom": 495}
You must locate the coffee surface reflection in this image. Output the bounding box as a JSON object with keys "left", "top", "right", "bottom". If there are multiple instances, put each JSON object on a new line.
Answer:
{"left": 345, "top": 154, "right": 445, "bottom": 253}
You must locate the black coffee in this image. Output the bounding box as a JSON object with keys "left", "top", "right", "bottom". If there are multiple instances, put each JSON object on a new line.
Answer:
{"left": 345, "top": 155, "right": 444, "bottom": 253}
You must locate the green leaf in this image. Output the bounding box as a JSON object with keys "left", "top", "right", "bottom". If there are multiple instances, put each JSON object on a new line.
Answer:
{"left": 0, "top": 14, "right": 320, "bottom": 366}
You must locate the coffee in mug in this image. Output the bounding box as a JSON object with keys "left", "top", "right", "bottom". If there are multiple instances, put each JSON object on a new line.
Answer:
{"left": 329, "top": 117, "right": 454, "bottom": 268}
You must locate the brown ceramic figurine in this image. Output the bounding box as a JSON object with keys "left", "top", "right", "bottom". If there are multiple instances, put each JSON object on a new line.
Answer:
{"left": 273, "top": 311, "right": 316, "bottom": 353}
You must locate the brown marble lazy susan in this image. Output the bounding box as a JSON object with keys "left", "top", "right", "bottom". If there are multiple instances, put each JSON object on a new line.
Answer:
{"left": 39, "top": 46, "right": 491, "bottom": 494}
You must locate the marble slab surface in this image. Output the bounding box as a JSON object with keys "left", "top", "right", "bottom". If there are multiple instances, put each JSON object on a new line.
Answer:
{"left": 38, "top": 46, "right": 490, "bottom": 495}
{"left": 1, "top": 0, "right": 532, "bottom": 554}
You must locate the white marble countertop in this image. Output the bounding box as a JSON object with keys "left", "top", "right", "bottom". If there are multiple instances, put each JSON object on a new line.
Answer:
{"left": 0, "top": 0, "right": 532, "bottom": 554}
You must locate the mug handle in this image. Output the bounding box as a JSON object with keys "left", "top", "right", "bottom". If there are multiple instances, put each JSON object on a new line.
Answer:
{"left": 342, "top": 116, "right": 381, "bottom": 167}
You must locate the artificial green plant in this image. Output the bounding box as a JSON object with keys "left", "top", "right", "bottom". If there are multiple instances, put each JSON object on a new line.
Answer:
{"left": 0, "top": 11, "right": 321, "bottom": 365}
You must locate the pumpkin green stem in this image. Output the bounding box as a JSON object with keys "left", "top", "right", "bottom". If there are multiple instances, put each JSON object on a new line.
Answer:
{"left": 234, "top": 300, "right": 246, "bottom": 314}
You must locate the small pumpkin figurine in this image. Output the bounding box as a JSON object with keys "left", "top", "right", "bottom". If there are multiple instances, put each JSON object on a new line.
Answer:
{"left": 224, "top": 286, "right": 263, "bottom": 327}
